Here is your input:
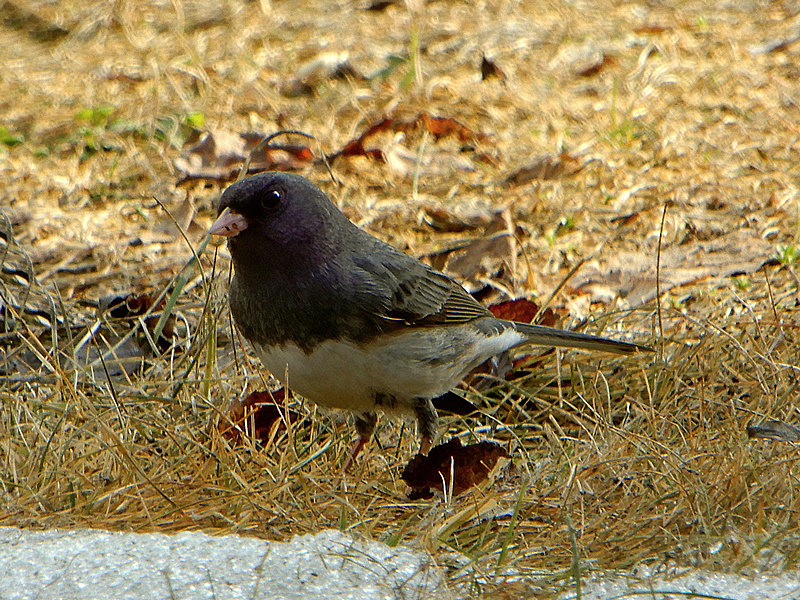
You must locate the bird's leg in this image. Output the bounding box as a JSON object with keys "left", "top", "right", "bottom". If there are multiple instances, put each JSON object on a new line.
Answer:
{"left": 341, "top": 412, "right": 377, "bottom": 472}
{"left": 419, "top": 435, "right": 432, "bottom": 456}
{"left": 413, "top": 398, "right": 439, "bottom": 456}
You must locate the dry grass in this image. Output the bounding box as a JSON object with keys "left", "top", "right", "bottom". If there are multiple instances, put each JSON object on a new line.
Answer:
{"left": 3, "top": 0, "right": 800, "bottom": 596}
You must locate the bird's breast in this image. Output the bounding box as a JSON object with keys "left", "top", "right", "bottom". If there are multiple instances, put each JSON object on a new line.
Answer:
{"left": 250, "top": 323, "right": 527, "bottom": 415}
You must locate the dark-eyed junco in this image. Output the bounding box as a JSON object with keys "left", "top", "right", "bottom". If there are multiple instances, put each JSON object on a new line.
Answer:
{"left": 210, "top": 172, "right": 650, "bottom": 466}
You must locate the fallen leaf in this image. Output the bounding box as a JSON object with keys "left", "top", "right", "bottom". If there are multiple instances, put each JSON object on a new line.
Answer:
{"left": 748, "top": 32, "right": 800, "bottom": 55}
{"left": 438, "top": 209, "right": 517, "bottom": 287}
{"left": 279, "top": 79, "right": 314, "bottom": 98}
{"left": 281, "top": 52, "right": 365, "bottom": 98}
{"left": 481, "top": 55, "right": 506, "bottom": 81}
{"left": 488, "top": 297, "right": 540, "bottom": 324}
{"left": 332, "top": 111, "right": 493, "bottom": 164}
{"left": 175, "top": 130, "right": 313, "bottom": 182}
{"left": 609, "top": 212, "right": 641, "bottom": 226}
{"left": 142, "top": 196, "right": 204, "bottom": 244}
{"left": 101, "top": 292, "right": 176, "bottom": 352}
{"left": 419, "top": 204, "right": 491, "bottom": 233}
{"left": 550, "top": 43, "right": 617, "bottom": 78}
{"left": 0, "top": 0, "right": 69, "bottom": 42}
{"left": 575, "top": 52, "right": 616, "bottom": 77}
{"left": 488, "top": 298, "right": 559, "bottom": 327}
{"left": 100, "top": 66, "right": 147, "bottom": 82}
{"left": 417, "top": 113, "right": 475, "bottom": 142}
{"left": 0, "top": 217, "right": 152, "bottom": 384}
{"left": 336, "top": 117, "right": 393, "bottom": 161}
{"left": 2, "top": 325, "right": 147, "bottom": 384}
{"left": 747, "top": 420, "right": 800, "bottom": 442}
{"left": 69, "top": 333, "right": 146, "bottom": 381}
{"left": 431, "top": 391, "right": 478, "bottom": 416}
{"left": 364, "top": 0, "right": 398, "bottom": 10}
{"left": 401, "top": 438, "right": 507, "bottom": 499}
{"left": 571, "top": 229, "right": 774, "bottom": 307}
{"left": 505, "top": 152, "right": 583, "bottom": 186}
{"left": 634, "top": 25, "right": 669, "bottom": 35}
{"left": 219, "top": 389, "right": 295, "bottom": 445}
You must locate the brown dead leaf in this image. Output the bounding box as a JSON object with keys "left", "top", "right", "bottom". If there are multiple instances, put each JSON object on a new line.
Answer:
{"left": 572, "top": 229, "right": 774, "bottom": 307}
{"left": 401, "top": 438, "right": 507, "bottom": 500}
{"left": 440, "top": 209, "right": 516, "bottom": 287}
{"left": 143, "top": 196, "right": 204, "bottom": 244}
{"left": 748, "top": 32, "right": 800, "bottom": 55}
{"left": 431, "top": 391, "right": 478, "bottom": 416}
{"left": 279, "top": 79, "right": 314, "bottom": 98}
{"left": 488, "top": 297, "right": 558, "bottom": 327}
{"left": 575, "top": 52, "right": 616, "bottom": 77}
{"left": 488, "top": 297, "right": 540, "bottom": 323}
{"left": 481, "top": 55, "right": 506, "bottom": 81}
{"left": 219, "top": 389, "right": 295, "bottom": 445}
{"left": 505, "top": 153, "right": 583, "bottom": 186}
{"left": 417, "top": 113, "right": 475, "bottom": 142}
{"left": 239, "top": 133, "right": 315, "bottom": 168}
{"left": 336, "top": 117, "right": 393, "bottom": 161}
{"left": 550, "top": 43, "right": 619, "bottom": 79}
{"left": 175, "top": 130, "right": 313, "bottom": 182}
{"left": 747, "top": 420, "right": 800, "bottom": 442}
{"left": 281, "top": 52, "right": 364, "bottom": 97}
{"left": 420, "top": 204, "right": 492, "bottom": 233}
{"left": 100, "top": 66, "right": 147, "bottom": 82}
{"left": 364, "top": 0, "right": 398, "bottom": 10}
{"left": 0, "top": 0, "right": 69, "bottom": 42}
{"left": 332, "top": 111, "right": 493, "bottom": 164}
{"left": 2, "top": 322, "right": 148, "bottom": 384}
{"left": 634, "top": 25, "right": 670, "bottom": 35}
{"left": 101, "top": 292, "right": 176, "bottom": 352}
{"left": 609, "top": 212, "right": 642, "bottom": 227}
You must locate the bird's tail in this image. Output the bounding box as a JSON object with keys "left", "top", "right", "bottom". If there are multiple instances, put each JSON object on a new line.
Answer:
{"left": 511, "top": 321, "right": 652, "bottom": 354}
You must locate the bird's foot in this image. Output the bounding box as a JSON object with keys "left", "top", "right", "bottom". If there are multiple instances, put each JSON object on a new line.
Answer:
{"left": 340, "top": 435, "right": 368, "bottom": 473}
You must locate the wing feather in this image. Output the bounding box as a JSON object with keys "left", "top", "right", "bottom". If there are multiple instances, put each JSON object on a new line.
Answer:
{"left": 349, "top": 241, "right": 491, "bottom": 328}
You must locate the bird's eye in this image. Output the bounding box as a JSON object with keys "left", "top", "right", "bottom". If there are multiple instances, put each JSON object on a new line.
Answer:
{"left": 261, "top": 189, "right": 281, "bottom": 209}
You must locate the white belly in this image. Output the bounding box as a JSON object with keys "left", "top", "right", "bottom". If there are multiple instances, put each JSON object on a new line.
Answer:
{"left": 252, "top": 325, "right": 526, "bottom": 415}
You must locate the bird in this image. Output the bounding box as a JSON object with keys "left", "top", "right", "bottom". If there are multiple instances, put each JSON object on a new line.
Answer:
{"left": 210, "top": 172, "right": 650, "bottom": 467}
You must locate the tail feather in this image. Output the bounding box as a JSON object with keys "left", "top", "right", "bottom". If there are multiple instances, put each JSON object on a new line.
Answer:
{"left": 510, "top": 321, "right": 652, "bottom": 354}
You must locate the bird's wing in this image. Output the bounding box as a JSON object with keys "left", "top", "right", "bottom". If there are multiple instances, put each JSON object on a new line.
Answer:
{"left": 345, "top": 238, "right": 652, "bottom": 355}
{"left": 347, "top": 242, "right": 492, "bottom": 327}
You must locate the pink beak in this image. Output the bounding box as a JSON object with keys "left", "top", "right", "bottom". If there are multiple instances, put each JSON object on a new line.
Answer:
{"left": 210, "top": 207, "right": 248, "bottom": 237}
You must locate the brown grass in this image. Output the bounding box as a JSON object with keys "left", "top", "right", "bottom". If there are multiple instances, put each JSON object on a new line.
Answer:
{"left": 3, "top": 0, "right": 800, "bottom": 596}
